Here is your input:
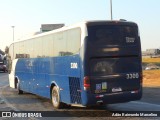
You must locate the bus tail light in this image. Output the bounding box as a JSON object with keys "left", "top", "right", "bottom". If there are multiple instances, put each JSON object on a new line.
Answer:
{"left": 84, "top": 76, "right": 90, "bottom": 90}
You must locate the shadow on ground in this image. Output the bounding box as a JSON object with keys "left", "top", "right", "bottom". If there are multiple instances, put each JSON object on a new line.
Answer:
{"left": 140, "top": 87, "right": 160, "bottom": 105}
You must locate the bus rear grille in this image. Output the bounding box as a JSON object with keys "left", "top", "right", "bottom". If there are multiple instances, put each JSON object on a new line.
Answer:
{"left": 69, "top": 77, "right": 82, "bottom": 104}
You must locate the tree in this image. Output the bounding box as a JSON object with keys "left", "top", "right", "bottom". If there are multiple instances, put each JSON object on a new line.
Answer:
{"left": 5, "top": 46, "right": 9, "bottom": 54}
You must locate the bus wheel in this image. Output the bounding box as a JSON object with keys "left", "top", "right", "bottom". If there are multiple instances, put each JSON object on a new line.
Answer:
{"left": 51, "top": 86, "right": 63, "bottom": 109}
{"left": 16, "top": 81, "right": 23, "bottom": 94}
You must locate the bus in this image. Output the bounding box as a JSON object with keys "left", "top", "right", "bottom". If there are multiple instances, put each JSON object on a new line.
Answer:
{"left": 8, "top": 20, "right": 142, "bottom": 109}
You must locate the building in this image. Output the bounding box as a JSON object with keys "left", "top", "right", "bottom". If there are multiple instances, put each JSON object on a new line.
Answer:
{"left": 142, "top": 49, "right": 160, "bottom": 56}
{"left": 40, "top": 24, "right": 65, "bottom": 32}
{"left": 146, "top": 49, "right": 160, "bottom": 55}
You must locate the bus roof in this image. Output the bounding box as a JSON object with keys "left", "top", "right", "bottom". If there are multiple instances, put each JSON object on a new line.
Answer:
{"left": 9, "top": 20, "right": 138, "bottom": 46}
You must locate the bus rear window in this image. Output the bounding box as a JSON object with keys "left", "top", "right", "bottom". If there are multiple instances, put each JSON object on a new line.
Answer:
{"left": 90, "top": 57, "right": 141, "bottom": 75}
{"left": 87, "top": 25, "right": 138, "bottom": 46}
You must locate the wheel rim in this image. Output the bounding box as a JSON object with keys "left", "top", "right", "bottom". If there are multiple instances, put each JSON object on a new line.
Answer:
{"left": 52, "top": 90, "right": 58, "bottom": 106}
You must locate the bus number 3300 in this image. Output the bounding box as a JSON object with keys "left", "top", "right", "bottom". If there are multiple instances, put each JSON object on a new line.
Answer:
{"left": 71, "top": 63, "right": 78, "bottom": 69}
{"left": 126, "top": 73, "right": 139, "bottom": 79}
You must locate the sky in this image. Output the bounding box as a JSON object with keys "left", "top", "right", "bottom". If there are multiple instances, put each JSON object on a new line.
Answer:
{"left": 0, "top": 0, "right": 160, "bottom": 51}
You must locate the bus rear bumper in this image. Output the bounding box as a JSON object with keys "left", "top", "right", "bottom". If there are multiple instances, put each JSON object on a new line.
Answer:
{"left": 84, "top": 89, "right": 142, "bottom": 106}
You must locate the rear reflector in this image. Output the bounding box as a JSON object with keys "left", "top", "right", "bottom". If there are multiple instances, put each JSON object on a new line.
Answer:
{"left": 131, "top": 90, "right": 138, "bottom": 94}
{"left": 96, "top": 95, "right": 104, "bottom": 98}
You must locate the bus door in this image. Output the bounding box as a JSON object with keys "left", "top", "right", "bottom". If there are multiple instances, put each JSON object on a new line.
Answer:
{"left": 9, "top": 59, "right": 18, "bottom": 88}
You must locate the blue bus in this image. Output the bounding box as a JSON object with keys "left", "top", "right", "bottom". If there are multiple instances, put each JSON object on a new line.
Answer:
{"left": 8, "top": 20, "right": 142, "bottom": 109}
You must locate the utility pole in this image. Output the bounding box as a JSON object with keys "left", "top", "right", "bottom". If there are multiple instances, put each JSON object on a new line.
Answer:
{"left": 11, "top": 26, "right": 15, "bottom": 59}
{"left": 110, "top": 0, "right": 113, "bottom": 20}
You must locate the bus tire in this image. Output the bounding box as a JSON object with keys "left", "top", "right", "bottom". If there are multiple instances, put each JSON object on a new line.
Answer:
{"left": 51, "top": 86, "right": 63, "bottom": 109}
{"left": 16, "top": 81, "right": 23, "bottom": 94}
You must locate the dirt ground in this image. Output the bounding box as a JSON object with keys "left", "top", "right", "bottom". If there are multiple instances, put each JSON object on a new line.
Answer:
{"left": 143, "top": 70, "right": 160, "bottom": 87}
{"left": 142, "top": 58, "right": 160, "bottom": 63}
{"left": 141, "top": 70, "right": 160, "bottom": 105}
